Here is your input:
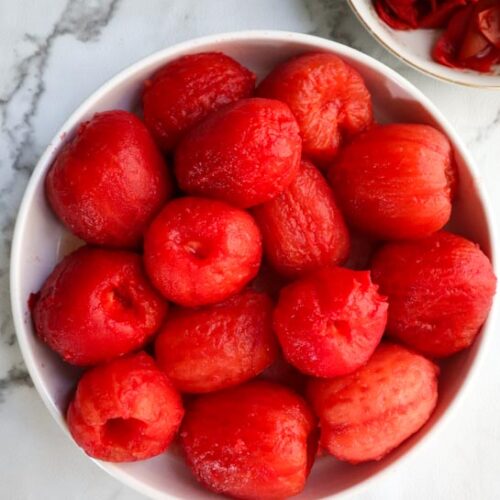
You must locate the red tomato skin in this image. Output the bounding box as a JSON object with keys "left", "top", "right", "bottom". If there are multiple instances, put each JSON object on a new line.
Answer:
{"left": 175, "top": 98, "right": 302, "bottom": 208}
{"left": 46, "top": 110, "right": 171, "bottom": 248}
{"left": 253, "top": 159, "right": 350, "bottom": 277}
{"left": 143, "top": 52, "right": 255, "bottom": 151}
{"left": 371, "top": 231, "right": 496, "bottom": 357}
{"left": 155, "top": 289, "right": 278, "bottom": 393}
{"left": 180, "top": 381, "right": 317, "bottom": 499}
{"left": 143, "top": 197, "right": 262, "bottom": 307}
{"left": 328, "top": 123, "right": 456, "bottom": 240}
{"left": 308, "top": 343, "right": 439, "bottom": 464}
{"left": 33, "top": 246, "right": 167, "bottom": 366}
{"left": 273, "top": 266, "right": 388, "bottom": 377}
{"left": 433, "top": 2, "right": 500, "bottom": 72}
{"left": 257, "top": 52, "right": 373, "bottom": 168}
{"left": 67, "top": 352, "right": 184, "bottom": 461}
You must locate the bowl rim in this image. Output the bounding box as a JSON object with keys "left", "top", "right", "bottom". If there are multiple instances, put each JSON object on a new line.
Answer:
{"left": 347, "top": 0, "right": 500, "bottom": 89}
{"left": 10, "top": 29, "right": 500, "bottom": 499}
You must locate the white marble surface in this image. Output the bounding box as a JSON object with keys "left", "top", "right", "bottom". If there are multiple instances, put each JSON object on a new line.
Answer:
{"left": 2, "top": 1, "right": 500, "bottom": 499}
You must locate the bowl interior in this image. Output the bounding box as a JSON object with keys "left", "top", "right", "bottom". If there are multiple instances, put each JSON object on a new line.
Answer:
{"left": 11, "top": 32, "right": 495, "bottom": 499}
{"left": 349, "top": 0, "right": 500, "bottom": 88}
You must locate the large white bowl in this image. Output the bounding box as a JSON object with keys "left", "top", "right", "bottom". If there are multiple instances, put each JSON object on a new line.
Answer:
{"left": 348, "top": 0, "right": 500, "bottom": 88}
{"left": 10, "top": 31, "right": 499, "bottom": 499}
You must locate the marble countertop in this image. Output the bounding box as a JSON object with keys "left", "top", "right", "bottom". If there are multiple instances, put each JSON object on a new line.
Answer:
{"left": 2, "top": 1, "right": 500, "bottom": 499}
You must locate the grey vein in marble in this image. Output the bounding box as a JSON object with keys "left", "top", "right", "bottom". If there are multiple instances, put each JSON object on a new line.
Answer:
{"left": 3, "top": 0, "right": 121, "bottom": 175}
{"left": 305, "top": 0, "right": 358, "bottom": 47}
{"left": 304, "top": 0, "right": 408, "bottom": 72}
{"left": 471, "top": 106, "right": 500, "bottom": 145}
{"left": 0, "top": 0, "right": 122, "bottom": 394}
{"left": 0, "top": 366, "right": 33, "bottom": 404}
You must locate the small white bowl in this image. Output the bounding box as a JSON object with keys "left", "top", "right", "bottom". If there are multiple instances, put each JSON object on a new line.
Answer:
{"left": 348, "top": 0, "right": 500, "bottom": 88}
{"left": 10, "top": 30, "right": 499, "bottom": 499}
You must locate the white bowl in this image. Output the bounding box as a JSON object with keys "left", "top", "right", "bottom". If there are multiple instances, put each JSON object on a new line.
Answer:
{"left": 10, "top": 30, "right": 499, "bottom": 499}
{"left": 348, "top": 0, "right": 500, "bottom": 88}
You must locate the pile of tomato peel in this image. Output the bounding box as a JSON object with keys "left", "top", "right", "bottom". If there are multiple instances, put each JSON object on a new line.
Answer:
{"left": 374, "top": 0, "right": 500, "bottom": 72}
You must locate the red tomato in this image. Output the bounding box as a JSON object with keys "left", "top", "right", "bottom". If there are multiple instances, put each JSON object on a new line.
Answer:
{"left": 33, "top": 247, "right": 167, "bottom": 366}
{"left": 180, "top": 381, "right": 317, "bottom": 499}
{"left": 253, "top": 159, "right": 350, "bottom": 277}
{"left": 67, "top": 353, "right": 183, "bottom": 461}
{"left": 155, "top": 290, "right": 277, "bottom": 393}
{"left": 46, "top": 110, "right": 171, "bottom": 248}
{"left": 308, "top": 343, "right": 439, "bottom": 464}
{"left": 143, "top": 197, "right": 262, "bottom": 307}
{"left": 273, "top": 267, "right": 388, "bottom": 378}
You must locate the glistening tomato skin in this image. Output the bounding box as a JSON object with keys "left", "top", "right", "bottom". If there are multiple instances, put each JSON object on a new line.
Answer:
{"left": 174, "top": 98, "right": 302, "bottom": 208}
{"left": 143, "top": 52, "right": 255, "bottom": 151}
{"left": 273, "top": 266, "right": 388, "bottom": 378}
{"left": 155, "top": 290, "right": 278, "bottom": 393}
{"left": 67, "top": 352, "right": 184, "bottom": 462}
{"left": 329, "top": 123, "right": 456, "bottom": 240}
{"left": 143, "top": 197, "right": 262, "bottom": 307}
{"left": 371, "top": 231, "right": 496, "bottom": 357}
{"left": 32, "top": 246, "right": 167, "bottom": 366}
{"left": 257, "top": 52, "right": 373, "bottom": 167}
{"left": 180, "top": 381, "right": 317, "bottom": 500}
{"left": 253, "top": 159, "right": 350, "bottom": 277}
{"left": 307, "top": 343, "right": 439, "bottom": 464}
{"left": 46, "top": 110, "right": 171, "bottom": 248}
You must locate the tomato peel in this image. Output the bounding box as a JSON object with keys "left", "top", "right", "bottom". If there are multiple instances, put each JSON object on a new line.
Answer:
{"left": 374, "top": 0, "right": 500, "bottom": 72}
{"left": 478, "top": 4, "right": 500, "bottom": 48}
